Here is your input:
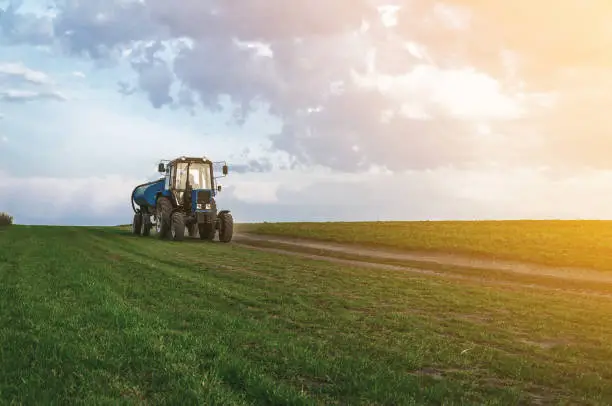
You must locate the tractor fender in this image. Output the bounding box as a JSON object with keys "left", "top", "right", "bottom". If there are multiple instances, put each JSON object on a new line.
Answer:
{"left": 156, "top": 191, "right": 178, "bottom": 208}
{"left": 218, "top": 209, "right": 231, "bottom": 215}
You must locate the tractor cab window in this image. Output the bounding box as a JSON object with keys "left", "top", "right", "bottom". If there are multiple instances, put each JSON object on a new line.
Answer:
{"left": 173, "top": 162, "right": 212, "bottom": 190}
{"left": 189, "top": 163, "right": 212, "bottom": 189}
{"left": 175, "top": 163, "right": 189, "bottom": 190}
{"left": 188, "top": 167, "right": 201, "bottom": 188}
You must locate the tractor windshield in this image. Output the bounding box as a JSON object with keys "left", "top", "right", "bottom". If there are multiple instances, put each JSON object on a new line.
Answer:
{"left": 174, "top": 162, "right": 212, "bottom": 190}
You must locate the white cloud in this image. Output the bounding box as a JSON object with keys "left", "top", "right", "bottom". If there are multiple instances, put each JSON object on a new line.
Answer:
{"left": 229, "top": 180, "right": 280, "bottom": 203}
{"left": 377, "top": 5, "right": 400, "bottom": 27}
{"left": 0, "top": 61, "right": 51, "bottom": 85}
{"left": 1, "top": 136, "right": 7, "bottom": 143}
{"left": 0, "top": 171, "right": 138, "bottom": 223}
{"left": 0, "top": 61, "right": 67, "bottom": 104}
{"left": 72, "top": 71, "right": 86, "bottom": 78}
{"left": 352, "top": 64, "right": 529, "bottom": 120}
{"left": 404, "top": 42, "right": 429, "bottom": 61}
{"left": 0, "top": 89, "right": 67, "bottom": 102}
{"left": 233, "top": 39, "right": 273, "bottom": 58}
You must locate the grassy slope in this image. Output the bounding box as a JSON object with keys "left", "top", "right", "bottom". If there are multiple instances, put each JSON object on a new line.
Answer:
{"left": 238, "top": 220, "right": 612, "bottom": 271}
{"left": 2, "top": 226, "right": 612, "bottom": 404}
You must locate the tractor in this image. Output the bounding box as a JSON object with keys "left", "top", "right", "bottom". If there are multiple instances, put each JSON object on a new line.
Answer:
{"left": 130, "top": 156, "right": 233, "bottom": 242}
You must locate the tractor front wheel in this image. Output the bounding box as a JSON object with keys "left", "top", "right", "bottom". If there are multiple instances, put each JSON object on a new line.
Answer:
{"left": 218, "top": 212, "right": 233, "bottom": 243}
{"left": 170, "top": 212, "right": 185, "bottom": 241}
{"left": 132, "top": 213, "right": 142, "bottom": 236}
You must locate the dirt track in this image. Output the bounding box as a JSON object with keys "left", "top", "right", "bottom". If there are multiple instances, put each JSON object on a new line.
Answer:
{"left": 232, "top": 232, "right": 612, "bottom": 285}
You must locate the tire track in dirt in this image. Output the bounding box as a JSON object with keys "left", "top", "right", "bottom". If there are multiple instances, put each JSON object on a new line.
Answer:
{"left": 232, "top": 232, "right": 612, "bottom": 288}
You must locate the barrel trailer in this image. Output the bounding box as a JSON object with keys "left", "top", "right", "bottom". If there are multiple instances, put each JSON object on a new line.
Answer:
{"left": 130, "top": 156, "right": 233, "bottom": 242}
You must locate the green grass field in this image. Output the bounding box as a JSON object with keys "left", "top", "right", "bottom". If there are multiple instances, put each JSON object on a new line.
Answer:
{"left": 238, "top": 220, "right": 612, "bottom": 271}
{"left": 2, "top": 225, "right": 612, "bottom": 404}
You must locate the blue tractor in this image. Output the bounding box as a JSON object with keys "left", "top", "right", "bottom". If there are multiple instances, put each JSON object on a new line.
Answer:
{"left": 130, "top": 156, "right": 233, "bottom": 242}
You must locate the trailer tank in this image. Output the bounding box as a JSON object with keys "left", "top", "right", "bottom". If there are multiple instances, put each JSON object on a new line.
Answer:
{"left": 131, "top": 178, "right": 165, "bottom": 211}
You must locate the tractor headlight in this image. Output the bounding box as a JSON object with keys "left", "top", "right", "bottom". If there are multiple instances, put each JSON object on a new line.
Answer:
{"left": 205, "top": 203, "right": 211, "bottom": 209}
{"left": 197, "top": 203, "right": 212, "bottom": 210}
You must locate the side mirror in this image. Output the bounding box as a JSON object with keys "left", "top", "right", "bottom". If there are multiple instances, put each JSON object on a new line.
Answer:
{"left": 222, "top": 164, "right": 228, "bottom": 175}
{"left": 217, "top": 185, "right": 222, "bottom": 192}
{"left": 158, "top": 163, "right": 165, "bottom": 173}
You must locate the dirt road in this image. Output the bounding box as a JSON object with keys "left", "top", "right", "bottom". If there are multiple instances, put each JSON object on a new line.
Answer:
{"left": 232, "top": 232, "right": 612, "bottom": 285}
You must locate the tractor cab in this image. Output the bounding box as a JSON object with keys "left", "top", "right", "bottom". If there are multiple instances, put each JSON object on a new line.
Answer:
{"left": 176, "top": 161, "right": 211, "bottom": 190}
{"left": 157, "top": 157, "right": 228, "bottom": 209}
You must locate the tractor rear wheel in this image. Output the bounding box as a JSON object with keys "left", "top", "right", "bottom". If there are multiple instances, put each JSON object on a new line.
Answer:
{"left": 132, "top": 213, "right": 142, "bottom": 235}
{"left": 156, "top": 197, "right": 172, "bottom": 239}
{"left": 218, "top": 211, "right": 234, "bottom": 243}
{"left": 170, "top": 212, "right": 185, "bottom": 241}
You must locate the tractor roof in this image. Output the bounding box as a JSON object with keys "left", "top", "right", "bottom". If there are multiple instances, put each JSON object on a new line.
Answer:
{"left": 168, "top": 156, "right": 212, "bottom": 165}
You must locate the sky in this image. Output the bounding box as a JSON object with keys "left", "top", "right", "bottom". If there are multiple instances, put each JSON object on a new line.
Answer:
{"left": 1, "top": 0, "right": 612, "bottom": 225}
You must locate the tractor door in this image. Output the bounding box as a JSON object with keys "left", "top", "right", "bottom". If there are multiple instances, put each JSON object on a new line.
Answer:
{"left": 164, "top": 164, "right": 171, "bottom": 190}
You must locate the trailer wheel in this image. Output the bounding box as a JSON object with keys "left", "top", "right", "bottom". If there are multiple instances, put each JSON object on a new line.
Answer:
{"left": 156, "top": 197, "right": 172, "bottom": 239}
{"left": 132, "top": 213, "right": 142, "bottom": 236}
{"left": 218, "top": 211, "right": 233, "bottom": 243}
{"left": 142, "top": 214, "right": 152, "bottom": 236}
{"left": 170, "top": 212, "right": 185, "bottom": 241}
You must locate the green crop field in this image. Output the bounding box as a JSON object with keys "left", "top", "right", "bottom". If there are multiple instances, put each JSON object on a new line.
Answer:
{"left": 238, "top": 220, "right": 612, "bottom": 271}
{"left": 2, "top": 226, "right": 612, "bottom": 404}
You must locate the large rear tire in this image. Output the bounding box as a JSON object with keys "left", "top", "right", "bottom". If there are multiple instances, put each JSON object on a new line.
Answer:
{"left": 156, "top": 197, "right": 172, "bottom": 239}
{"left": 218, "top": 211, "right": 233, "bottom": 243}
{"left": 132, "top": 213, "right": 142, "bottom": 235}
{"left": 170, "top": 212, "right": 185, "bottom": 241}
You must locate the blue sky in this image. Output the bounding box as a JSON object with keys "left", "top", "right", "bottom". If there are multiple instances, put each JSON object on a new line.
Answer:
{"left": 2, "top": 0, "right": 612, "bottom": 225}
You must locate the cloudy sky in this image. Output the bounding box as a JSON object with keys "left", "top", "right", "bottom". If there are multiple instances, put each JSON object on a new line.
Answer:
{"left": 1, "top": 0, "right": 611, "bottom": 225}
